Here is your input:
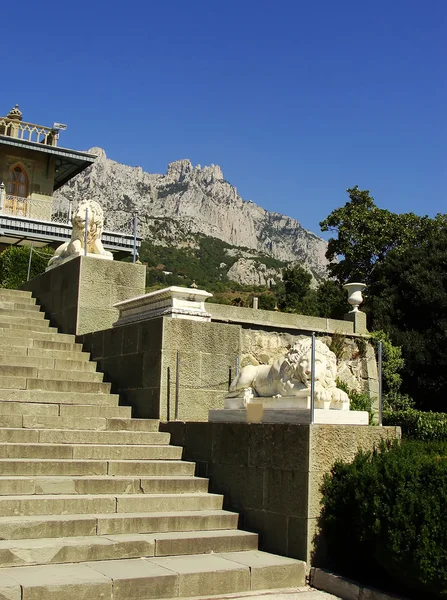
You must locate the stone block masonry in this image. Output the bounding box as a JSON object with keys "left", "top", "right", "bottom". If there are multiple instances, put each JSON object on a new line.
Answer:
{"left": 80, "top": 317, "right": 241, "bottom": 421}
{"left": 0, "top": 287, "right": 307, "bottom": 598}
{"left": 22, "top": 256, "right": 146, "bottom": 335}
{"left": 160, "top": 422, "right": 401, "bottom": 566}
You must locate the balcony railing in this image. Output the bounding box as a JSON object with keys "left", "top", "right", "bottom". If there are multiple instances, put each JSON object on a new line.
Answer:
{"left": 0, "top": 192, "right": 136, "bottom": 234}
{"left": 5, "top": 195, "right": 28, "bottom": 217}
{"left": 2, "top": 195, "right": 67, "bottom": 223}
{"left": 0, "top": 118, "right": 58, "bottom": 146}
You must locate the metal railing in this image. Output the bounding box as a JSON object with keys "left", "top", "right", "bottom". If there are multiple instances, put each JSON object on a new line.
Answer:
{"left": 0, "top": 118, "right": 57, "bottom": 146}
{"left": 4, "top": 194, "right": 28, "bottom": 217}
{"left": 0, "top": 192, "right": 138, "bottom": 233}
{"left": 1, "top": 194, "right": 68, "bottom": 224}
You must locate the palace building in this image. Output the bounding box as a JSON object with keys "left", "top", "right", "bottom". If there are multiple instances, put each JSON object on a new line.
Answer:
{"left": 0, "top": 104, "right": 138, "bottom": 256}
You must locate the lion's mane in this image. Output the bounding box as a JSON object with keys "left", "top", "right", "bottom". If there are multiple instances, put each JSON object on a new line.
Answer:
{"left": 72, "top": 200, "right": 104, "bottom": 244}
{"left": 279, "top": 338, "right": 337, "bottom": 389}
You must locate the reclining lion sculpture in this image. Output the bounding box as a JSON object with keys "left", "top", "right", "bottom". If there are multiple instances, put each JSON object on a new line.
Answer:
{"left": 227, "top": 337, "right": 350, "bottom": 409}
{"left": 48, "top": 200, "right": 113, "bottom": 266}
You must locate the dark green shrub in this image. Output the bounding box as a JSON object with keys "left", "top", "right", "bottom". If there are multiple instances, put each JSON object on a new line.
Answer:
{"left": 383, "top": 391, "right": 415, "bottom": 412}
{"left": 0, "top": 246, "right": 54, "bottom": 289}
{"left": 319, "top": 440, "right": 447, "bottom": 599}
{"left": 336, "top": 379, "right": 373, "bottom": 420}
{"left": 384, "top": 409, "right": 447, "bottom": 441}
{"left": 258, "top": 293, "right": 277, "bottom": 310}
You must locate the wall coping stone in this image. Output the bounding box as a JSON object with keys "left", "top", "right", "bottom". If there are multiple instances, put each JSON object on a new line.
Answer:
{"left": 207, "top": 304, "right": 364, "bottom": 337}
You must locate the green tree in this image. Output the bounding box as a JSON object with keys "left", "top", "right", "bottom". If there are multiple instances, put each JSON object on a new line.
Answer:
{"left": 314, "top": 280, "right": 347, "bottom": 319}
{"left": 320, "top": 186, "right": 447, "bottom": 285}
{"left": 370, "top": 229, "right": 447, "bottom": 411}
{"left": 278, "top": 265, "right": 312, "bottom": 312}
{"left": 0, "top": 246, "right": 54, "bottom": 289}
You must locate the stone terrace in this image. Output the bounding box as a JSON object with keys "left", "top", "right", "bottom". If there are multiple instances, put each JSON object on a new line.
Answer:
{"left": 0, "top": 288, "right": 305, "bottom": 599}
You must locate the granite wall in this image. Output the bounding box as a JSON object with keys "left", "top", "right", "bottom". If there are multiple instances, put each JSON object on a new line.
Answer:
{"left": 22, "top": 256, "right": 146, "bottom": 335}
{"left": 80, "top": 317, "right": 241, "bottom": 421}
{"left": 160, "top": 422, "right": 401, "bottom": 566}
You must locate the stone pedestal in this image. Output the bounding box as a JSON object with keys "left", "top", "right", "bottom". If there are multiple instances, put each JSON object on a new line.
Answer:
{"left": 211, "top": 395, "right": 368, "bottom": 424}
{"left": 21, "top": 256, "right": 146, "bottom": 335}
{"left": 209, "top": 407, "right": 369, "bottom": 425}
{"left": 343, "top": 310, "right": 367, "bottom": 334}
{"left": 114, "top": 286, "right": 212, "bottom": 326}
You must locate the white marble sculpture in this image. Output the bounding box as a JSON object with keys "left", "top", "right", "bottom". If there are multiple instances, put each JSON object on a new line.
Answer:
{"left": 227, "top": 337, "right": 350, "bottom": 410}
{"left": 48, "top": 200, "right": 113, "bottom": 267}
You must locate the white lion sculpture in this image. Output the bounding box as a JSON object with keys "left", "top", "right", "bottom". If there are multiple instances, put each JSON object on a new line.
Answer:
{"left": 227, "top": 337, "right": 350, "bottom": 409}
{"left": 48, "top": 200, "right": 113, "bottom": 266}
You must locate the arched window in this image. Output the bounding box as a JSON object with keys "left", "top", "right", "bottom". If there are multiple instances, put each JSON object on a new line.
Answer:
{"left": 6, "top": 165, "right": 28, "bottom": 198}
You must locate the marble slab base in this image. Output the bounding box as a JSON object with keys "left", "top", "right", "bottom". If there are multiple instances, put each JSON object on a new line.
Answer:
{"left": 209, "top": 407, "right": 369, "bottom": 425}
{"left": 114, "top": 286, "right": 213, "bottom": 326}
{"left": 46, "top": 252, "right": 113, "bottom": 271}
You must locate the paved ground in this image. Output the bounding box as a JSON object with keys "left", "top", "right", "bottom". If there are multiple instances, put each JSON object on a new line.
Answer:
{"left": 171, "top": 587, "right": 341, "bottom": 600}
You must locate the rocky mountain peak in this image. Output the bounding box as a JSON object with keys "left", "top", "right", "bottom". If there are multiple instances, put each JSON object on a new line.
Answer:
{"left": 167, "top": 159, "right": 193, "bottom": 181}
{"left": 54, "top": 150, "right": 330, "bottom": 281}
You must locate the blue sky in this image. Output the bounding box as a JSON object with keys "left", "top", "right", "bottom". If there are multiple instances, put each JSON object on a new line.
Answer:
{"left": 4, "top": 0, "right": 446, "bottom": 236}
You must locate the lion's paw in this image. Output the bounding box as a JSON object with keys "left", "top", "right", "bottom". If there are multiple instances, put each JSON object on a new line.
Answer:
{"left": 315, "top": 388, "right": 331, "bottom": 403}
{"left": 331, "top": 388, "right": 350, "bottom": 409}
{"left": 332, "top": 388, "right": 349, "bottom": 403}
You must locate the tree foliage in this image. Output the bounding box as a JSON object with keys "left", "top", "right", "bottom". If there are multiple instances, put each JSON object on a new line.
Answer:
{"left": 0, "top": 246, "right": 54, "bottom": 289}
{"left": 369, "top": 229, "right": 447, "bottom": 411}
{"left": 320, "top": 186, "right": 447, "bottom": 285}
{"left": 278, "top": 266, "right": 312, "bottom": 311}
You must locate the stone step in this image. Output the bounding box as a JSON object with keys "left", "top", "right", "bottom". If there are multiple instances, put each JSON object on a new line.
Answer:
{"left": 0, "top": 289, "right": 34, "bottom": 301}
{"left": 38, "top": 368, "right": 103, "bottom": 382}
{"left": 149, "top": 529, "right": 259, "bottom": 557}
{"left": 0, "top": 459, "right": 196, "bottom": 477}
{"left": 28, "top": 347, "right": 90, "bottom": 361}
{"left": 12, "top": 416, "right": 162, "bottom": 432}
{"left": 26, "top": 379, "right": 111, "bottom": 393}
{"left": 0, "top": 492, "right": 223, "bottom": 516}
{"left": 0, "top": 307, "right": 45, "bottom": 320}
{"left": 0, "top": 354, "right": 97, "bottom": 371}
{"left": 0, "top": 416, "right": 105, "bottom": 430}
{"left": 0, "top": 428, "right": 169, "bottom": 445}
{"left": 0, "top": 378, "right": 112, "bottom": 393}
{"left": 0, "top": 334, "right": 79, "bottom": 348}
{"left": 33, "top": 429, "right": 170, "bottom": 445}
{"left": 108, "top": 460, "right": 197, "bottom": 477}
{"left": 0, "top": 509, "right": 239, "bottom": 539}
{"left": 0, "top": 320, "right": 55, "bottom": 333}
{"left": 0, "top": 475, "right": 209, "bottom": 495}
{"left": 0, "top": 300, "right": 41, "bottom": 312}
{"left": 32, "top": 338, "right": 82, "bottom": 351}
{"left": 105, "top": 418, "right": 159, "bottom": 432}
{"left": 0, "top": 403, "right": 60, "bottom": 417}
{"left": 0, "top": 415, "right": 144, "bottom": 431}
{"left": 0, "top": 389, "right": 120, "bottom": 406}
{"left": 0, "top": 530, "right": 258, "bottom": 568}
{"left": 59, "top": 405, "right": 132, "bottom": 418}
{"left": 0, "top": 443, "right": 183, "bottom": 460}
{"left": 0, "top": 551, "right": 305, "bottom": 599}
{"left": 0, "top": 366, "right": 103, "bottom": 383}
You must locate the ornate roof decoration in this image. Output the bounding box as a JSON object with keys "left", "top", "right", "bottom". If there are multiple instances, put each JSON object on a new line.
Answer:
{"left": 6, "top": 104, "right": 23, "bottom": 121}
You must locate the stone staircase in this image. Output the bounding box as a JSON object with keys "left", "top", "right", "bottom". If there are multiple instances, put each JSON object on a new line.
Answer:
{"left": 0, "top": 288, "right": 305, "bottom": 599}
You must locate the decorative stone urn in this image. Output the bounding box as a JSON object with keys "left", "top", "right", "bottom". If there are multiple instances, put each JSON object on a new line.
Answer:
{"left": 343, "top": 282, "right": 367, "bottom": 312}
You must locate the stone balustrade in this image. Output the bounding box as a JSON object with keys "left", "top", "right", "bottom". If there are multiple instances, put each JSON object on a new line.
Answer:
{"left": 0, "top": 117, "right": 58, "bottom": 146}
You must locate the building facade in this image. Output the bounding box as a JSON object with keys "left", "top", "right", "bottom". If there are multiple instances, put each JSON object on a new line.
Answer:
{"left": 0, "top": 105, "right": 139, "bottom": 256}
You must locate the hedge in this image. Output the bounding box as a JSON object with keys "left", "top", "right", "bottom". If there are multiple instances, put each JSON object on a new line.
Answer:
{"left": 319, "top": 440, "right": 447, "bottom": 599}
{"left": 384, "top": 409, "right": 447, "bottom": 441}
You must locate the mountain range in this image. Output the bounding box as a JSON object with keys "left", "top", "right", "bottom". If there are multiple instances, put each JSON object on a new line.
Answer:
{"left": 54, "top": 149, "right": 330, "bottom": 285}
